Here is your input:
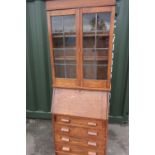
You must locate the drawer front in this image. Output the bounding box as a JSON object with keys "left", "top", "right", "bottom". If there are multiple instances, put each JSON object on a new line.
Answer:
{"left": 54, "top": 124, "right": 105, "bottom": 140}
{"left": 55, "top": 134, "right": 105, "bottom": 150}
{"left": 54, "top": 115, "right": 104, "bottom": 129}
{"left": 55, "top": 144, "right": 104, "bottom": 155}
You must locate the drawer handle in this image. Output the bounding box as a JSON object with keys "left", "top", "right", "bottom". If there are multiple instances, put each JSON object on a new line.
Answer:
{"left": 62, "top": 146, "right": 70, "bottom": 152}
{"left": 88, "top": 122, "right": 97, "bottom": 126}
{"left": 61, "top": 137, "right": 70, "bottom": 142}
{"left": 88, "top": 151, "right": 97, "bottom": 155}
{"left": 61, "top": 118, "right": 70, "bottom": 123}
{"left": 88, "top": 141, "right": 97, "bottom": 146}
{"left": 61, "top": 127, "right": 70, "bottom": 132}
{"left": 88, "top": 131, "right": 97, "bottom": 136}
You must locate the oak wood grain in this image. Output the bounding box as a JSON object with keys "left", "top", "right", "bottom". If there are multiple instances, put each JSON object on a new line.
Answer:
{"left": 55, "top": 134, "right": 105, "bottom": 149}
{"left": 46, "top": 0, "right": 115, "bottom": 11}
{"left": 52, "top": 88, "right": 109, "bottom": 120}
{"left": 54, "top": 115, "right": 105, "bottom": 129}
{"left": 55, "top": 143, "right": 104, "bottom": 154}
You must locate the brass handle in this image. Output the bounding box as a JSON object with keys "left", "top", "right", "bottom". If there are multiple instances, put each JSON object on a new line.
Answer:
{"left": 88, "top": 141, "right": 97, "bottom": 146}
{"left": 62, "top": 146, "right": 70, "bottom": 151}
{"left": 88, "top": 122, "right": 97, "bottom": 126}
{"left": 88, "top": 151, "right": 97, "bottom": 155}
{"left": 88, "top": 131, "right": 97, "bottom": 136}
{"left": 61, "top": 127, "right": 69, "bottom": 132}
{"left": 61, "top": 137, "right": 70, "bottom": 142}
{"left": 61, "top": 118, "right": 70, "bottom": 123}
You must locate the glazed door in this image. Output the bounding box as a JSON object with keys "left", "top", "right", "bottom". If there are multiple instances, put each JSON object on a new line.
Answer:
{"left": 47, "top": 9, "right": 80, "bottom": 88}
{"left": 80, "top": 7, "right": 115, "bottom": 90}
{"left": 47, "top": 7, "right": 115, "bottom": 90}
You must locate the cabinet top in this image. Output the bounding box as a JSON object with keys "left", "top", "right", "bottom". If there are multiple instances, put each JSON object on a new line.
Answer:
{"left": 52, "top": 88, "right": 109, "bottom": 120}
{"left": 45, "top": 0, "right": 116, "bottom": 11}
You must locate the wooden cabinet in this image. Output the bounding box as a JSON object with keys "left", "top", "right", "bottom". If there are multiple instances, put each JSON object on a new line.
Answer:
{"left": 46, "top": 0, "right": 115, "bottom": 155}
{"left": 46, "top": 0, "right": 115, "bottom": 90}
{"left": 52, "top": 88, "right": 109, "bottom": 155}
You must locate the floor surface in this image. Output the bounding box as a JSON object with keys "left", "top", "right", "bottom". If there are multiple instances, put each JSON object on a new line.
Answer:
{"left": 26, "top": 119, "right": 128, "bottom": 155}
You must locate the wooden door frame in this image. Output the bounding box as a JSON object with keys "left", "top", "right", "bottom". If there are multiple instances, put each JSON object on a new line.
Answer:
{"left": 80, "top": 6, "right": 115, "bottom": 90}
{"left": 47, "top": 9, "right": 80, "bottom": 88}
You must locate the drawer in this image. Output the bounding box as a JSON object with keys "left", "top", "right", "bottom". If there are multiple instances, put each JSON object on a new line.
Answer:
{"left": 54, "top": 124, "right": 105, "bottom": 140}
{"left": 54, "top": 115, "right": 104, "bottom": 129}
{"left": 55, "top": 143, "right": 104, "bottom": 155}
{"left": 55, "top": 134, "right": 105, "bottom": 150}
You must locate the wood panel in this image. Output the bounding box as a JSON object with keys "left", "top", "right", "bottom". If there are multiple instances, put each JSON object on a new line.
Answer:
{"left": 53, "top": 85, "right": 111, "bottom": 91}
{"left": 55, "top": 143, "right": 104, "bottom": 154}
{"left": 107, "top": 7, "right": 115, "bottom": 83}
{"left": 54, "top": 115, "right": 105, "bottom": 129}
{"left": 54, "top": 123, "right": 105, "bottom": 140}
{"left": 48, "top": 9, "right": 76, "bottom": 16}
{"left": 52, "top": 88, "right": 109, "bottom": 120}
{"left": 53, "top": 79, "right": 78, "bottom": 88}
{"left": 46, "top": 0, "right": 116, "bottom": 11}
{"left": 82, "top": 6, "right": 113, "bottom": 13}
{"left": 79, "top": 8, "right": 83, "bottom": 87}
{"left": 82, "top": 80, "right": 109, "bottom": 89}
{"left": 55, "top": 134, "right": 105, "bottom": 150}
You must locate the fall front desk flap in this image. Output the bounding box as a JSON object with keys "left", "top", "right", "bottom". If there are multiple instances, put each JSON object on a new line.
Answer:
{"left": 52, "top": 88, "right": 109, "bottom": 120}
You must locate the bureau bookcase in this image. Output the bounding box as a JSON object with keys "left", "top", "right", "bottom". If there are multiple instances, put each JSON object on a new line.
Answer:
{"left": 46, "top": 0, "right": 116, "bottom": 154}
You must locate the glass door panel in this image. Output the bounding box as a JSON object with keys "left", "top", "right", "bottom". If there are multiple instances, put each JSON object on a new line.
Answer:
{"left": 97, "top": 13, "right": 111, "bottom": 32}
{"left": 82, "top": 12, "right": 111, "bottom": 80}
{"left": 51, "top": 14, "right": 76, "bottom": 79}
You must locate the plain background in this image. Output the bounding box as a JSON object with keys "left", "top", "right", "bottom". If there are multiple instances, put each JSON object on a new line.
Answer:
{"left": 0, "top": 0, "right": 155, "bottom": 154}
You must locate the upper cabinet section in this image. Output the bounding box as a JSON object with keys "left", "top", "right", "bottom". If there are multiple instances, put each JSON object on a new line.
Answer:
{"left": 46, "top": 1, "right": 115, "bottom": 91}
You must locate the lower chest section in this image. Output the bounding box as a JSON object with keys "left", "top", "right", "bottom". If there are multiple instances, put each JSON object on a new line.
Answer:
{"left": 53, "top": 114, "right": 108, "bottom": 155}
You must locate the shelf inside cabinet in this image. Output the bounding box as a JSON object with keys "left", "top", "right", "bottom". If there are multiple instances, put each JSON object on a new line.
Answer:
{"left": 83, "top": 48, "right": 108, "bottom": 50}
{"left": 84, "top": 56, "right": 108, "bottom": 61}
{"left": 83, "top": 32, "right": 109, "bottom": 37}
{"left": 53, "top": 32, "right": 76, "bottom": 38}
{"left": 55, "top": 56, "right": 76, "bottom": 61}
{"left": 54, "top": 56, "right": 108, "bottom": 61}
